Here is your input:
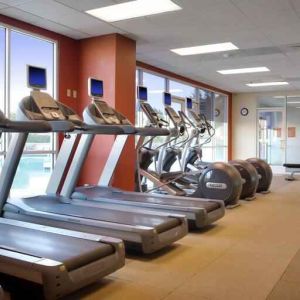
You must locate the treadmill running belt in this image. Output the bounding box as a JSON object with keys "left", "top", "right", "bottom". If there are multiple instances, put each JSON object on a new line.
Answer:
{"left": 0, "top": 222, "right": 114, "bottom": 271}
{"left": 16, "top": 196, "right": 180, "bottom": 232}
{"left": 75, "top": 186, "right": 220, "bottom": 213}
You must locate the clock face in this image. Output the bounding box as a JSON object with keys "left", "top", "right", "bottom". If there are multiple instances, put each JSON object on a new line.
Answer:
{"left": 241, "top": 107, "right": 249, "bottom": 116}
{"left": 215, "top": 108, "right": 220, "bottom": 117}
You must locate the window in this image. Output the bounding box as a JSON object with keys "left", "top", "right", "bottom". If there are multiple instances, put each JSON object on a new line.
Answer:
{"left": 136, "top": 68, "right": 229, "bottom": 162}
{"left": 199, "top": 88, "right": 214, "bottom": 121}
{"left": 143, "top": 71, "right": 166, "bottom": 116}
{"left": 198, "top": 89, "right": 228, "bottom": 162}
{"left": 286, "top": 96, "right": 300, "bottom": 164}
{"left": 136, "top": 71, "right": 166, "bottom": 127}
{"left": 0, "top": 26, "right": 57, "bottom": 197}
{"left": 214, "top": 94, "right": 228, "bottom": 161}
{"left": 169, "top": 80, "right": 196, "bottom": 99}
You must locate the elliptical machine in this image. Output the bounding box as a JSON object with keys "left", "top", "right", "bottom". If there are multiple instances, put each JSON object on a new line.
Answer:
{"left": 185, "top": 108, "right": 259, "bottom": 200}
{"left": 165, "top": 102, "right": 259, "bottom": 202}
{"left": 187, "top": 107, "right": 272, "bottom": 196}
{"left": 137, "top": 96, "right": 242, "bottom": 208}
{"left": 246, "top": 158, "right": 273, "bottom": 193}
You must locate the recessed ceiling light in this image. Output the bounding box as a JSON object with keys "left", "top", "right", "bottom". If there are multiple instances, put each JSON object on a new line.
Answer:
{"left": 246, "top": 82, "right": 289, "bottom": 87}
{"left": 86, "top": 0, "right": 182, "bottom": 22}
{"left": 171, "top": 42, "right": 239, "bottom": 56}
{"left": 217, "top": 67, "right": 270, "bottom": 75}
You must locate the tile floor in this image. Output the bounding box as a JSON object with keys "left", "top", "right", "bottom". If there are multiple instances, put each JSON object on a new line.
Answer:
{"left": 62, "top": 175, "right": 300, "bottom": 299}
{"left": 4, "top": 176, "right": 300, "bottom": 300}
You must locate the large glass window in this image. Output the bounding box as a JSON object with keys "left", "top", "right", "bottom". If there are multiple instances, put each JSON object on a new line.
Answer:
{"left": 286, "top": 96, "right": 300, "bottom": 164}
{"left": 143, "top": 71, "right": 165, "bottom": 117}
{"left": 136, "top": 71, "right": 166, "bottom": 127}
{"left": 10, "top": 30, "right": 54, "bottom": 117}
{"left": 214, "top": 94, "right": 228, "bottom": 161}
{"left": 256, "top": 96, "right": 286, "bottom": 170}
{"left": 136, "top": 68, "right": 229, "bottom": 162}
{"left": 199, "top": 88, "right": 214, "bottom": 121}
{"left": 198, "top": 89, "right": 228, "bottom": 162}
{"left": 169, "top": 80, "right": 196, "bottom": 99}
{"left": 0, "top": 27, "right": 56, "bottom": 197}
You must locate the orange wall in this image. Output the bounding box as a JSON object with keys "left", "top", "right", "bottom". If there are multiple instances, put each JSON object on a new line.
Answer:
{"left": 77, "top": 34, "right": 136, "bottom": 190}
{"left": 114, "top": 35, "right": 136, "bottom": 189}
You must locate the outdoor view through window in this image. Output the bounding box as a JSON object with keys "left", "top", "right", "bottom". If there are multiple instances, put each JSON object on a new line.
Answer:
{"left": 1, "top": 27, "right": 56, "bottom": 197}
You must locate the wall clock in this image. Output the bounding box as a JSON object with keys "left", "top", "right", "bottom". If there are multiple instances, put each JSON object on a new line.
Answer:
{"left": 240, "top": 107, "right": 249, "bottom": 116}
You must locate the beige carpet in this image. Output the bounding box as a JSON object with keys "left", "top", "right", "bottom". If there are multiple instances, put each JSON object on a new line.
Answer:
{"left": 65, "top": 175, "right": 300, "bottom": 300}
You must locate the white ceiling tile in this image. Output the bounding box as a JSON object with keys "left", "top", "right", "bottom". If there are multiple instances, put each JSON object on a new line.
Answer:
{"left": 12, "top": 0, "right": 124, "bottom": 36}
{"left": 0, "top": 3, "right": 8, "bottom": 9}
{"left": 0, "top": 7, "right": 90, "bottom": 39}
{"left": 54, "top": 0, "right": 116, "bottom": 11}
{"left": 263, "top": 24, "right": 300, "bottom": 45}
{"left": 0, "top": 0, "right": 31, "bottom": 5}
{"left": 290, "top": 0, "right": 300, "bottom": 12}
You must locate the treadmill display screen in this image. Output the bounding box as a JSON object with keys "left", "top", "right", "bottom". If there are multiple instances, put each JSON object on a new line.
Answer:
{"left": 186, "top": 98, "right": 193, "bottom": 109}
{"left": 89, "top": 78, "right": 104, "bottom": 97}
{"left": 137, "top": 86, "right": 148, "bottom": 101}
{"left": 164, "top": 92, "right": 172, "bottom": 106}
{"left": 28, "top": 66, "right": 47, "bottom": 89}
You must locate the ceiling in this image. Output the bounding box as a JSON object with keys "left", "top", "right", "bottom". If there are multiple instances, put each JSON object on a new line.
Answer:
{"left": 1, "top": 0, "right": 300, "bottom": 93}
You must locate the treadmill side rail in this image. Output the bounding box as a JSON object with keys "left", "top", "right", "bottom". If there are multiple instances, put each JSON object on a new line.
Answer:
{"left": 0, "top": 243, "right": 125, "bottom": 300}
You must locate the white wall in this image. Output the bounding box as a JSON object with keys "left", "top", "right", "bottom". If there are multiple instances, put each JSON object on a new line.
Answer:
{"left": 286, "top": 106, "right": 300, "bottom": 163}
{"left": 232, "top": 93, "right": 257, "bottom": 159}
{"left": 232, "top": 90, "right": 300, "bottom": 160}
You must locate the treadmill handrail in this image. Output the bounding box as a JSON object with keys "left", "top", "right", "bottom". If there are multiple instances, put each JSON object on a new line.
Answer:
{"left": 47, "top": 120, "right": 75, "bottom": 133}
{"left": 0, "top": 120, "right": 51, "bottom": 133}
{"left": 135, "top": 127, "right": 170, "bottom": 137}
{"left": 75, "top": 124, "right": 135, "bottom": 135}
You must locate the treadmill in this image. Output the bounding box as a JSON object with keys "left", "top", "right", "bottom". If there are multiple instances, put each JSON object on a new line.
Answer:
{"left": 61, "top": 79, "right": 225, "bottom": 229}
{"left": 3, "top": 67, "right": 187, "bottom": 254}
{"left": 0, "top": 107, "right": 125, "bottom": 299}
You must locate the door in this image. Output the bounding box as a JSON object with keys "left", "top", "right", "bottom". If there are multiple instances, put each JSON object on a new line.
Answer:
{"left": 257, "top": 108, "right": 286, "bottom": 167}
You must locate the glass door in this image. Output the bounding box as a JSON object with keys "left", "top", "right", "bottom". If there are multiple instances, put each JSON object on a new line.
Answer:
{"left": 257, "top": 108, "right": 286, "bottom": 166}
{"left": 286, "top": 96, "right": 300, "bottom": 163}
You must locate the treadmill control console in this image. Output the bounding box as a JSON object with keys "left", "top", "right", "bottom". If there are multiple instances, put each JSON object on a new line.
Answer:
{"left": 31, "top": 91, "right": 66, "bottom": 121}
{"left": 93, "top": 100, "right": 131, "bottom": 125}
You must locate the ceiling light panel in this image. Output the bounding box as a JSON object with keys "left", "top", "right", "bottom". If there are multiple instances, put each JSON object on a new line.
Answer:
{"left": 246, "top": 82, "right": 289, "bottom": 87}
{"left": 217, "top": 67, "right": 270, "bottom": 75}
{"left": 86, "top": 0, "right": 182, "bottom": 22}
{"left": 171, "top": 42, "right": 239, "bottom": 56}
